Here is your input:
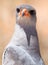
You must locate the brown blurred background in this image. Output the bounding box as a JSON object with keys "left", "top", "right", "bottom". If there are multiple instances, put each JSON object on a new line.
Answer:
{"left": 0, "top": 0, "right": 48, "bottom": 65}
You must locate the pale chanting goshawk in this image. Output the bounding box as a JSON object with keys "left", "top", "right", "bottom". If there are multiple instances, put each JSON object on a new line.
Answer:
{"left": 2, "top": 4, "right": 44, "bottom": 65}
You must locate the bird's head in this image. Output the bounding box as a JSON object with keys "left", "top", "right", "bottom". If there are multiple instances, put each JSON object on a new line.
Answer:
{"left": 16, "top": 4, "right": 36, "bottom": 26}
{"left": 16, "top": 4, "right": 36, "bottom": 19}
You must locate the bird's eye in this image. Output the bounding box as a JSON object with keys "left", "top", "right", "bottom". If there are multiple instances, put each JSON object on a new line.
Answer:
{"left": 16, "top": 8, "right": 20, "bottom": 13}
{"left": 29, "top": 10, "right": 36, "bottom": 15}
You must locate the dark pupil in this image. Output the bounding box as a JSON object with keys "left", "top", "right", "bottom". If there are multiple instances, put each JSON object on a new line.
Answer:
{"left": 16, "top": 8, "right": 20, "bottom": 13}
{"left": 29, "top": 10, "right": 36, "bottom": 15}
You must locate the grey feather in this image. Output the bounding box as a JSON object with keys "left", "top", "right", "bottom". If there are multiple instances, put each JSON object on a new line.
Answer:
{"left": 16, "top": 4, "right": 37, "bottom": 45}
{"left": 2, "top": 24, "right": 44, "bottom": 65}
{"left": 3, "top": 46, "right": 36, "bottom": 65}
{"left": 2, "top": 4, "right": 45, "bottom": 65}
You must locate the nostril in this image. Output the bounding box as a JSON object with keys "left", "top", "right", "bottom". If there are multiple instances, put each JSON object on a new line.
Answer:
{"left": 16, "top": 8, "right": 20, "bottom": 13}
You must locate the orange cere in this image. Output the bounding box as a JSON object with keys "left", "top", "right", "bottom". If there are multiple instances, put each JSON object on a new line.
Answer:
{"left": 19, "top": 9, "right": 30, "bottom": 17}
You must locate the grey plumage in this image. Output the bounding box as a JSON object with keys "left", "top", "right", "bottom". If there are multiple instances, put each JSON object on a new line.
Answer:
{"left": 16, "top": 4, "right": 37, "bottom": 45}
{"left": 2, "top": 4, "right": 45, "bottom": 65}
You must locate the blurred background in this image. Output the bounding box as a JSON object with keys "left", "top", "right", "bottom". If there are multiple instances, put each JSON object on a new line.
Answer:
{"left": 0, "top": 0, "right": 48, "bottom": 65}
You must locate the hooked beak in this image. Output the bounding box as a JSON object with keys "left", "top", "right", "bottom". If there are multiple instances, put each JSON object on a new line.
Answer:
{"left": 22, "top": 12, "right": 25, "bottom": 16}
{"left": 19, "top": 9, "right": 30, "bottom": 17}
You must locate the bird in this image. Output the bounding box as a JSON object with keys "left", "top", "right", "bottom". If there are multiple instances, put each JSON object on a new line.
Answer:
{"left": 2, "top": 4, "right": 44, "bottom": 65}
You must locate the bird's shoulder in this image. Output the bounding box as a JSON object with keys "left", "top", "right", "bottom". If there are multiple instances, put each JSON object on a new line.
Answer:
{"left": 2, "top": 45, "right": 35, "bottom": 65}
